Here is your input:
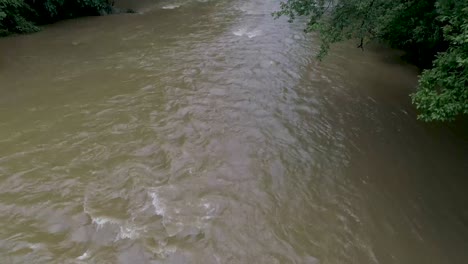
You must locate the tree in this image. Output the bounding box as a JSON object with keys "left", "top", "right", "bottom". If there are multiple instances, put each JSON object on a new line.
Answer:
{"left": 412, "top": 1, "right": 468, "bottom": 121}
{"left": 274, "top": 0, "right": 468, "bottom": 122}
{"left": 0, "top": 0, "right": 39, "bottom": 36}
{"left": 0, "top": 0, "right": 112, "bottom": 36}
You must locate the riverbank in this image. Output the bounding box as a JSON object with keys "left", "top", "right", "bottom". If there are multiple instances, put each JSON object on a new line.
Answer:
{"left": 0, "top": 0, "right": 137, "bottom": 37}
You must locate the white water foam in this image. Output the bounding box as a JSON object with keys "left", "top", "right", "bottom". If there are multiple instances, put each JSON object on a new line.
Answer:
{"left": 91, "top": 216, "right": 145, "bottom": 241}
{"left": 77, "top": 250, "right": 90, "bottom": 260}
{"left": 233, "top": 28, "right": 246, "bottom": 37}
{"left": 117, "top": 224, "right": 145, "bottom": 240}
{"left": 233, "top": 28, "right": 262, "bottom": 38}
{"left": 26, "top": 243, "right": 42, "bottom": 250}
{"left": 150, "top": 191, "right": 166, "bottom": 216}
{"left": 151, "top": 240, "right": 177, "bottom": 259}
{"left": 162, "top": 4, "right": 180, "bottom": 10}
{"left": 91, "top": 216, "right": 120, "bottom": 229}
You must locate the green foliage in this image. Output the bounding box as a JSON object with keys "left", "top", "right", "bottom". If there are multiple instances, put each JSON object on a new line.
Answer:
{"left": 0, "top": 0, "right": 111, "bottom": 36}
{"left": 275, "top": 0, "right": 468, "bottom": 122}
{"left": 378, "top": 0, "right": 444, "bottom": 68}
{"left": 0, "top": 0, "right": 39, "bottom": 36}
{"left": 412, "top": 1, "right": 468, "bottom": 121}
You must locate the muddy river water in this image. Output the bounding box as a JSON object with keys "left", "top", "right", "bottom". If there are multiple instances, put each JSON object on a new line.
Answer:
{"left": 0, "top": 0, "right": 467, "bottom": 263}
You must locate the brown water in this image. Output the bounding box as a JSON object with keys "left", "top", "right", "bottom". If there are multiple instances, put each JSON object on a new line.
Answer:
{"left": 0, "top": 0, "right": 467, "bottom": 263}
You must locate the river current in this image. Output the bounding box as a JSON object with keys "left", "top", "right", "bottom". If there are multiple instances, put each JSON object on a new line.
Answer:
{"left": 0, "top": 0, "right": 467, "bottom": 263}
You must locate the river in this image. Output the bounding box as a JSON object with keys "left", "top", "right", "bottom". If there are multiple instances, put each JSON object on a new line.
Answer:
{"left": 0, "top": 0, "right": 467, "bottom": 263}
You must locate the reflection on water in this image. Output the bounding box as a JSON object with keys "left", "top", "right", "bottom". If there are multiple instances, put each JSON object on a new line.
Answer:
{"left": 0, "top": 0, "right": 467, "bottom": 263}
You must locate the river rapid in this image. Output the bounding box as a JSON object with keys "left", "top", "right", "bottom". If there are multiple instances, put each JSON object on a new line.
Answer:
{"left": 0, "top": 0, "right": 467, "bottom": 263}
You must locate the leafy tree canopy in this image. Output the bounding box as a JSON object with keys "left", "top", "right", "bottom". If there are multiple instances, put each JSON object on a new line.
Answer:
{"left": 0, "top": 0, "right": 111, "bottom": 36}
